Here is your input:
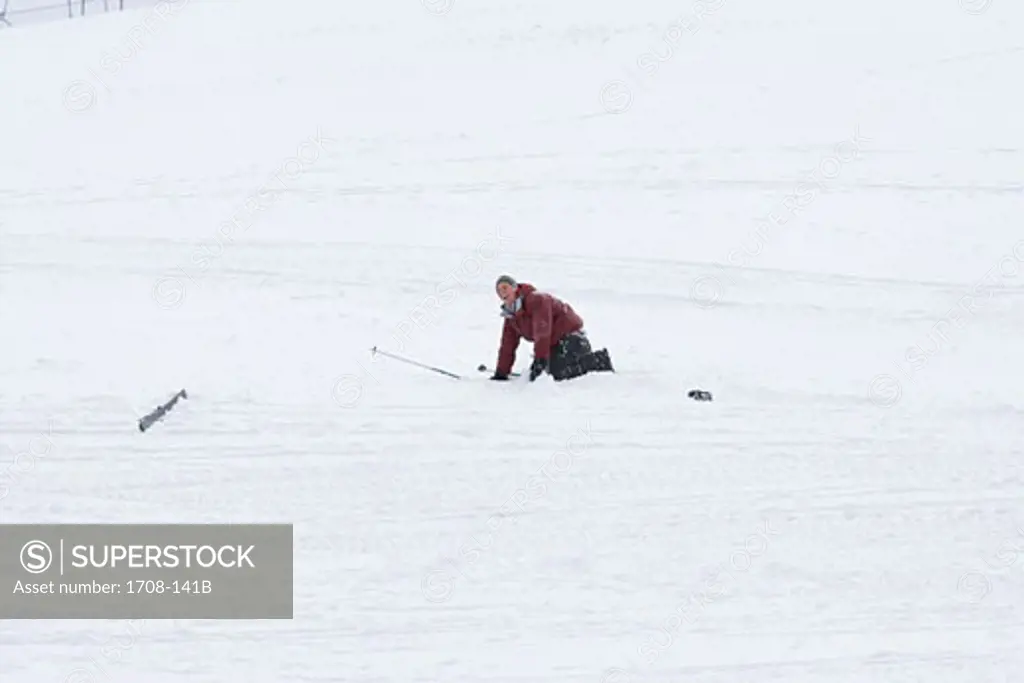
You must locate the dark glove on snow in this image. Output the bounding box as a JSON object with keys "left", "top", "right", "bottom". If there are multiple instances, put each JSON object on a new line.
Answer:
{"left": 529, "top": 357, "right": 548, "bottom": 381}
{"left": 490, "top": 373, "right": 509, "bottom": 381}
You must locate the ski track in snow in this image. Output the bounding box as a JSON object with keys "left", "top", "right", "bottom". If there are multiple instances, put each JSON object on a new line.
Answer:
{"left": 2, "top": 0, "right": 1024, "bottom": 681}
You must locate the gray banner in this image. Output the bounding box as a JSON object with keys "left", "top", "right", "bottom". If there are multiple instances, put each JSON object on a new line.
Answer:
{"left": 0, "top": 524, "right": 292, "bottom": 619}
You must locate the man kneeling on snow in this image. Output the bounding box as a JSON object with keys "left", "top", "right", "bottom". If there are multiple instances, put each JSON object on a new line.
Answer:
{"left": 491, "top": 275, "right": 614, "bottom": 382}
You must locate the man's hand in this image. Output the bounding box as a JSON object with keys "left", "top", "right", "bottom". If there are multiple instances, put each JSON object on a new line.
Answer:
{"left": 529, "top": 357, "right": 548, "bottom": 382}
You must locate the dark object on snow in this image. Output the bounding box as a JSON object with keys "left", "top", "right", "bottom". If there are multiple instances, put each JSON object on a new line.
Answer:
{"left": 688, "top": 389, "right": 713, "bottom": 402}
{"left": 478, "top": 365, "right": 520, "bottom": 379}
{"left": 139, "top": 389, "right": 188, "bottom": 432}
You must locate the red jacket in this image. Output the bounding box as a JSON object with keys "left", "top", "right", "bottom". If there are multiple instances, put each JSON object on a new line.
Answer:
{"left": 496, "top": 283, "right": 584, "bottom": 376}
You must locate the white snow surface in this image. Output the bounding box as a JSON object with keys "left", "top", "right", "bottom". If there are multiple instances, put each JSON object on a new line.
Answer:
{"left": 2, "top": 0, "right": 1024, "bottom": 681}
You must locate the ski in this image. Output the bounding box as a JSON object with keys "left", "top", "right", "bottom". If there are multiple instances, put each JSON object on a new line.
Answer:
{"left": 139, "top": 389, "right": 188, "bottom": 432}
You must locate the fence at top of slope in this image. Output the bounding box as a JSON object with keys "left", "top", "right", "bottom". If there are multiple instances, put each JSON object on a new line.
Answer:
{"left": 0, "top": 0, "right": 157, "bottom": 28}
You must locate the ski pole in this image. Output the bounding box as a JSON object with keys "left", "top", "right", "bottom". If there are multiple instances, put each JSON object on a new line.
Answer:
{"left": 370, "top": 347, "right": 463, "bottom": 380}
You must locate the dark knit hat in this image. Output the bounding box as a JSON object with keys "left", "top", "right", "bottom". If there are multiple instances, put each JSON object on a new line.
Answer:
{"left": 495, "top": 274, "right": 517, "bottom": 290}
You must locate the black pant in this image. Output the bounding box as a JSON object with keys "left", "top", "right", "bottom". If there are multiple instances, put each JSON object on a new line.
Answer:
{"left": 548, "top": 331, "right": 613, "bottom": 381}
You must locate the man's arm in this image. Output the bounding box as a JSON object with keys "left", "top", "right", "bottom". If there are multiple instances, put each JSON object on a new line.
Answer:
{"left": 495, "top": 319, "right": 521, "bottom": 377}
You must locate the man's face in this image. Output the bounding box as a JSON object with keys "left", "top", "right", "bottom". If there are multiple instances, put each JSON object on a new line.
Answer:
{"left": 497, "top": 282, "right": 517, "bottom": 307}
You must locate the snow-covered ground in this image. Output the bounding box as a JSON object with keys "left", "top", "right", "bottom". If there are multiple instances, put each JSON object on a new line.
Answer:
{"left": 2, "top": 0, "right": 1023, "bottom": 681}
